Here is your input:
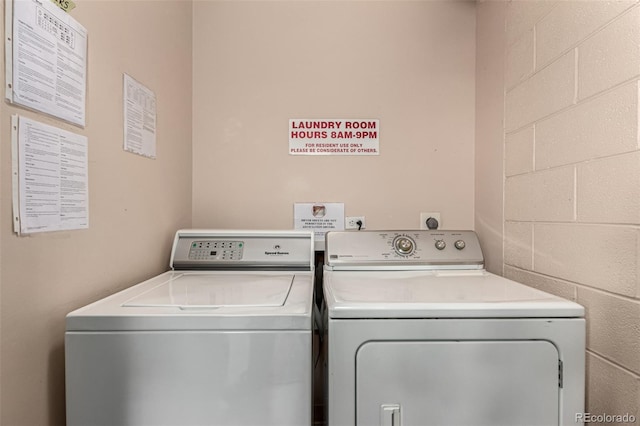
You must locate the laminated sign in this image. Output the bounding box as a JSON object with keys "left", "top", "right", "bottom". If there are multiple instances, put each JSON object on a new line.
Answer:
{"left": 293, "top": 203, "right": 345, "bottom": 245}
{"left": 289, "top": 119, "right": 379, "bottom": 155}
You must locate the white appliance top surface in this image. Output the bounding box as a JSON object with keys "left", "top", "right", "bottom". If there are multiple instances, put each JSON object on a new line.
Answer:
{"left": 122, "top": 273, "right": 294, "bottom": 309}
{"left": 323, "top": 269, "right": 584, "bottom": 319}
{"left": 67, "top": 270, "right": 314, "bottom": 331}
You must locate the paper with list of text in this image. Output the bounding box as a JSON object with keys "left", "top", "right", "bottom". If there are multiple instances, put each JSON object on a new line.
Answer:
{"left": 13, "top": 115, "right": 88, "bottom": 234}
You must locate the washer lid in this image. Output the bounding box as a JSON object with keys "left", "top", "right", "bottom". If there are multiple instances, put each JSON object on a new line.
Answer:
{"left": 66, "top": 270, "right": 313, "bottom": 331}
{"left": 323, "top": 269, "right": 585, "bottom": 318}
{"left": 122, "top": 273, "right": 293, "bottom": 309}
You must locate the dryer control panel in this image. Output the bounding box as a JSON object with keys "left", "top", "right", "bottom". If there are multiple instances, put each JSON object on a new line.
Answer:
{"left": 325, "top": 230, "right": 484, "bottom": 270}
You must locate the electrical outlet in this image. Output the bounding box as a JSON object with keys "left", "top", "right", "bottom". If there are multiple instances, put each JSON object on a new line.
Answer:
{"left": 345, "top": 216, "right": 366, "bottom": 230}
{"left": 420, "top": 212, "right": 441, "bottom": 230}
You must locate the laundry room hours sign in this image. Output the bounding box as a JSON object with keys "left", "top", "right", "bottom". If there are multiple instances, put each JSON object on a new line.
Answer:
{"left": 289, "top": 119, "right": 379, "bottom": 155}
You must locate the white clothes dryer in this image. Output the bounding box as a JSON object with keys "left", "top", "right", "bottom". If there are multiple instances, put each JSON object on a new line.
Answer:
{"left": 66, "top": 230, "right": 315, "bottom": 426}
{"left": 323, "top": 230, "right": 585, "bottom": 426}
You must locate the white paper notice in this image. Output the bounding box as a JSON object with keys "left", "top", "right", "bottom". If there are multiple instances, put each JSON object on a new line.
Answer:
{"left": 15, "top": 116, "right": 88, "bottom": 234}
{"left": 10, "top": 0, "right": 88, "bottom": 127}
{"left": 294, "top": 203, "right": 345, "bottom": 249}
{"left": 123, "top": 74, "right": 157, "bottom": 159}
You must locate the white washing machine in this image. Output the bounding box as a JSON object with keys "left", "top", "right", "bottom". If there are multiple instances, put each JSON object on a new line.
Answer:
{"left": 323, "top": 230, "right": 585, "bottom": 426}
{"left": 66, "top": 229, "right": 315, "bottom": 426}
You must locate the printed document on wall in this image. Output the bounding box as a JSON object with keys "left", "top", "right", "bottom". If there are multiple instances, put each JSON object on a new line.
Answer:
{"left": 13, "top": 115, "right": 88, "bottom": 234}
{"left": 123, "top": 74, "right": 156, "bottom": 159}
{"left": 7, "top": 0, "right": 88, "bottom": 127}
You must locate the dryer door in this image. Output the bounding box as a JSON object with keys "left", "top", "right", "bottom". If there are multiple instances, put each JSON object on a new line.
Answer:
{"left": 356, "top": 340, "right": 560, "bottom": 426}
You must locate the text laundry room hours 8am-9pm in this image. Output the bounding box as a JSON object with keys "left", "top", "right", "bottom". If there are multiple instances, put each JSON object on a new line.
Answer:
{"left": 290, "top": 119, "right": 377, "bottom": 139}
{"left": 288, "top": 119, "right": 380, "bottom": 155}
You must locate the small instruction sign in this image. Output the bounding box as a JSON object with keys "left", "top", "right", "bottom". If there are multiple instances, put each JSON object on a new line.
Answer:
{"left": 294, "top": 202, "right": 345, "bottom": 245}
{"left": 289, "top": 119, "right": 379, "bottom": 155}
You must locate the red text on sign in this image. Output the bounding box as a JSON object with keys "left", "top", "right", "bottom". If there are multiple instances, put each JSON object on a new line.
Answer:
{"left": 344, "top": 121, "right": 376, "bottom": 129}
{"left": 291, "top": 131, "right": 327, "bottom": 139}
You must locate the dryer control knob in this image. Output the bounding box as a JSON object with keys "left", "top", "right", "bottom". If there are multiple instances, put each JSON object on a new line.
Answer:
{"left": 435, "top": 240, "right": 446, "bottom": 250}
{"left": 394, "top": 236, "right": 415, "bottom": 255}
{"left": 454, "top": 240, "right": 466, "bottom": 250}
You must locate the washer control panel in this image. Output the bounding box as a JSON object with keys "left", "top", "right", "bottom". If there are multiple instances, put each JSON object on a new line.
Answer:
{"left": 325, "top": 230, "right": 484, "bottom": 269}
{"left": 170, "top": 230, "right": 314, "bottom": 270}
{"left": 188, "top": 240, "right": 244, "bottom": 261}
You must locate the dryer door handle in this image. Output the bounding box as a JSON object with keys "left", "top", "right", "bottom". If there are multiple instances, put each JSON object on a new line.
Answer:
{"left": 381, "top": 404, "right": 401, "bottom": 426}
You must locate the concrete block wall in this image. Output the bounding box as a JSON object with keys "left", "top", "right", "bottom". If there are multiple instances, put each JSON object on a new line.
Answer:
{"left": 503, "top": 1, "right": 640, "bottom": 422}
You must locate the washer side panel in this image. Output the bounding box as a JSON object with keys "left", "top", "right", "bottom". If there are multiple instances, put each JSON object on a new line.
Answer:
{"left": 66, "top": 331, "right": 312, "bottom": 426}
